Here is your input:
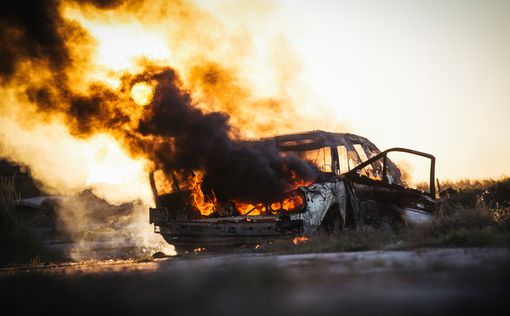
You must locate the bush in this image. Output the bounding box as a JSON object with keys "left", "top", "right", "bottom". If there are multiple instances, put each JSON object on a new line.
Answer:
{"left": 0, "top": 175, "right": 20, "bottom": 227}
{"left": 263, "top": 204, "right": 510, "bottom": 255}
{"left": 0, "top": 175, "right": 46, "bottom": 265}
{"left": 405, "top": 205, "right": 510, "bottom": 248}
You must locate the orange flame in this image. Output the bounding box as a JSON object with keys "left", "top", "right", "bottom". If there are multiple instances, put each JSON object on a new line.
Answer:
{"left": 185, "top": 170, "right": 307, "bottom": 217}
{"left": 270, "top": 201, "right": 282, "bottom": 211}
{"left": 292, "top": 236, "right": 309, "bottom": 245}
{"left": 282, "top": 192, "right": 305, "bottom": 211}
{"left": 230, "top": 170, "right": 309, "bottom": 217}
{"left": 234, "top": 202, "right": 267, "bottom": 216}
{"left": 289, "top": 170, "right": 314, "bottom": 188}
{"left": 233, "top": 190, "right": 305, "bottom": 216}
{"left": 187, "top": 172, "right": 216, "bottom": 216}
{"left": 193, "top": 247, "right": 206, "bottom": 254}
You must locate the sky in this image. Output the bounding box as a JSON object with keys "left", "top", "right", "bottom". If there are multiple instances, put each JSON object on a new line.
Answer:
{"left": 265, "top": 0, "right": 510, "bottom": 181}
{"left": 2, "top": 0, "right": 509, "bottom": 189}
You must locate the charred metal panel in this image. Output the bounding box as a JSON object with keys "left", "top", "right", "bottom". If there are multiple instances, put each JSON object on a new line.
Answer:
{"left": 157, "top": 219, "right": 302, "bottom": 236}
{"left": 149, "top": 207, "right": 168, "bottom": 224}
{"left": 402, "top": 208, "right": 433, "bottom": 224}
{"left": 291, "top": 181, "right": 347, "bottom": 234}
{"left": 347, "top": 179, "right": 435, "bottom": 226}
{"left": 149, "top": 130, "right": 437, "bottom": 248}
{"left": 157, "top": 218, "right": 303, "bottom": 246}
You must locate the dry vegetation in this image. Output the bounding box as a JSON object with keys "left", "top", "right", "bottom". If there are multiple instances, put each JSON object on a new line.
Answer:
{"left": 263, "top": 178, "right": 510, "bottom": 254}
{"left": 0, "top": 175, "right": 19, "bottom": 226}
{"left": 262, "top": 205, "right": 510, "bottom": 254}
{"left": 1, "top": 176, "right": 510, "bottom": 264}
{"left": 0, "top": 176, "right": 47, "bottom": 265}
{"left": 405, "top": 177, "right": 510, "bottom": 248}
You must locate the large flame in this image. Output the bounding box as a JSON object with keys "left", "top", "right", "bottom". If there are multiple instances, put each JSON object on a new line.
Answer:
{"left": 186, "top": 165, "right": 310, "bottom": 216}
{"left": 186, "top": 172, "right": 217, "bottom": 216}
{"left": 233, "top": 191, "right": 305, "bottom": 217}
{"left": 57, "top": 0, "right": 324, "bottom": 138}
{"left": 0, "top": 0, "right": 333, "bottom": 257}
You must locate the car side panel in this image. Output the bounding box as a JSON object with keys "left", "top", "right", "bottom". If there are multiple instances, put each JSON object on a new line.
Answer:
{"left": 291, "top": 181, "right": 347, "bottom": 234}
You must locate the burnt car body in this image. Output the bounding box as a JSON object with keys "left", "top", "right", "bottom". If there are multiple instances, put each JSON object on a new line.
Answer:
{"left": 149, "top": 131, "right": 436, "bottom": 248}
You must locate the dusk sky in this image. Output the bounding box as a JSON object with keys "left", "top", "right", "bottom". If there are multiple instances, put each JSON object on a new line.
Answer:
{"left": 278, "top": 0, "right": 510, "bottom": 181}
{"left": 1, "top": 0, "right": 508, "bottom": 197}
{"left": 199, "top": 0, "right": 510, "bottom": 181}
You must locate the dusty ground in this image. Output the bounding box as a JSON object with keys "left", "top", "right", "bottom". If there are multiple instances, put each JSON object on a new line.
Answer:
{"left": 1, "top": 247, "right": 509, "bottom": 316}
{"left": 2, "top": 188, "right": 510, "bottom": 315}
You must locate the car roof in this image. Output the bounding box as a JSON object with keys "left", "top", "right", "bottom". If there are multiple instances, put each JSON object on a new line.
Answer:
{"left": 258, "top": 130, "right": 381, "bottom": 153}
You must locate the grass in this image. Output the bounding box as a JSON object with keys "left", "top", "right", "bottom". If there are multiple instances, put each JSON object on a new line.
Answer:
{"left": 0, "top": 175, "right": 49, "bottom": 265}
{"left": 0, "top": 175, "right": 20, "bottom": 226}
{"left": 404, "top": 206, "right": 510, "bottom": 248}
{"left": 261, "top": 205, "right": 510, "bottom": 255}
{"left": 2, "top": 176, "right": 509, "bottom": 263}
{"left": 260, "top": 227, "right": 398, "bottom": 254}
{"left": 262, "top": 178, "right": 510, "bottom": 254}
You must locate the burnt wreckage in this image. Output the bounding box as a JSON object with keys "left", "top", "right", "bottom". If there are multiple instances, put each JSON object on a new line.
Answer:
{"left": 149, "top": 131, "right": 436, "bottom": 247}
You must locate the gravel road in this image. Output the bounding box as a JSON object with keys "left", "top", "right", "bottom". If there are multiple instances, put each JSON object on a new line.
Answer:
{"left": 1, "top": 248, "right": 509, "bottom": 316}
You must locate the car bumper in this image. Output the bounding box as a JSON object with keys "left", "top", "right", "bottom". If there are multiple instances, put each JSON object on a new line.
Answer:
{"left": 150, "top": 207, "right": 304, "bottom": 246}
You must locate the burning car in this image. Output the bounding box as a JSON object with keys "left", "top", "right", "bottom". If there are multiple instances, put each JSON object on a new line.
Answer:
{"left": 149, "top": 131, "right": 436, "bottom": 248}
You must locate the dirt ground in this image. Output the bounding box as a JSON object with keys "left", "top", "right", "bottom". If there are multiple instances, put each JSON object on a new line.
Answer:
{"left": 1, "top": 247, "right": 509, "bottom": 316}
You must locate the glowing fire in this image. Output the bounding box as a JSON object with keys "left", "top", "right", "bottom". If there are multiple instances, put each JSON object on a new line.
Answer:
{"left": 193, "top": 247, "right": 206, "bottom": 253}
{"left": 83, "top": 134, "right": 153, "bottom": 204}
{"left": 63, "top": 5, "right": 172, "bottom": 73}
{"left": 187, "top": 172, "right": 217, "bottom": 216}
{"left": 289, "top": 170, "right": 315, "bottom": 188}
{"left": 131, "top": 82, "right": 154, "bottom": 106}
{"left": 227, "top": 169, "right": 309, "bottom": 217}
{"left": 233, "top": 190, "right": 305, "bottom": 216}
{"left": 181, "top": 163, "right": 310, "bottom": 217}
{"left": 292, "top": 236, "right": 309, "bottom": 245}
{"left": 0, "top": 0, "right": 324, "bottom": 258}
{"left": 282, "top": 192, "right": 305, "bottom": 211}
{"left": 235, "top": 202, "right": 267, "bottom": 216}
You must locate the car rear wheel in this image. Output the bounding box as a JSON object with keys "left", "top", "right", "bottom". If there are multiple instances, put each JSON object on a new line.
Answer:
{"left": 318, "top": 204, "right": 344, "bottom": 235}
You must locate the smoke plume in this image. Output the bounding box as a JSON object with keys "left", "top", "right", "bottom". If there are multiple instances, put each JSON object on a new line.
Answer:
{"left": 0, "top": 0, "right": 328, "bottom": 257}
{"left": 1, "top": 1, "right": 320, "bottom": 204}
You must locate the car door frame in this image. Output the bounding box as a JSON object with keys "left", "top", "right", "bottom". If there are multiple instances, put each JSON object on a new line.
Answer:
{"left": 343, "top": 148, "right": 436, "bottom": 226}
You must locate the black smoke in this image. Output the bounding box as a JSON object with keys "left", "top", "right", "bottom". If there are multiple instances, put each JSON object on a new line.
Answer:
{"left": 0, "top": 0, "right": 65, "bottom": 78}
{"left": 0, "top": 0, "right": 127, "bottom": 80}
{"left": 137, "top": 68, "right": 319, "bottom": 202}
{"left": 0, "top": 0, "right": 320, "bottom": 204}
